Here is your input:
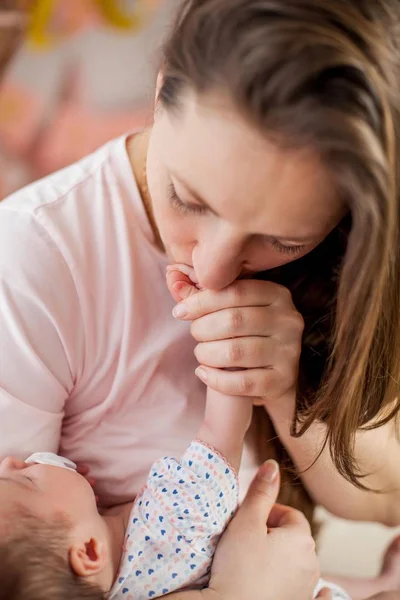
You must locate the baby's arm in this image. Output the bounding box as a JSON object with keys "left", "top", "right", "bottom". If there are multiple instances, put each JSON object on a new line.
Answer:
{"left": 197, "top": 388, "right": 252, "bottom": 473}
{"left": 167, "top": 264, "right": 253, "bottom": 474}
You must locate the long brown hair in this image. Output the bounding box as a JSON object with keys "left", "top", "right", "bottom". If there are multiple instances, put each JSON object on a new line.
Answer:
{"left": 160, "top": 0, "right": 400, "bottom": 488}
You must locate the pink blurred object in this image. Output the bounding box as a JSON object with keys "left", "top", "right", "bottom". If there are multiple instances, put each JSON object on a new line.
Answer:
{"left": 32, "top": 101, "right": 151, "bottom": 177}
{"left": 0, "top": 82, "right": 45, "bottom": 157}
{"left": 51, "top": 0, "right": 103, "bottom": 36}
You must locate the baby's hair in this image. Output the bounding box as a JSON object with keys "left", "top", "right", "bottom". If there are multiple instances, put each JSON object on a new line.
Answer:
{"left": 0, "top": 508, "right": 106, "bottom": 600}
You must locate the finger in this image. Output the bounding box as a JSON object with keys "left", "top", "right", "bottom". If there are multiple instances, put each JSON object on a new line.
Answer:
{"left": 195, "top": 365, "right": 285, "bottom": 398}
{"left": 172, "top": 280, "right": 291, "bottom": 321}
{"left": 316, "top": 589, "right": 333, "bottom": 600}
{"left": 166, "top": 263, "right": 199, "bottom": 283}
{"left": 267, "top": 503, "right": 312, "bottom": 535}
{"left": 190, "top": 306, "right": 277, "bottom": 342}
{"left": 195, "top": 336, "right": 290, "bottom": 369}
{"left": 166, "top": 269, "right": 197, "bottom": 303}
{"left": 234, "top": 460, "right": 280, "bottom": 528}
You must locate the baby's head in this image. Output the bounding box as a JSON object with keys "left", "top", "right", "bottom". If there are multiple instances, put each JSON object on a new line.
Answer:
{"left": 0, "top": 456, "right": 112, "bottom": 599}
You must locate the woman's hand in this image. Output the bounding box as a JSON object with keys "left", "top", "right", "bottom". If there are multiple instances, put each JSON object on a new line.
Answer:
{"left": 166, "top": 268, "right": 303, "bottom": 405}
{"left": 207, "top": 459, "right": 320, "bottom": 600}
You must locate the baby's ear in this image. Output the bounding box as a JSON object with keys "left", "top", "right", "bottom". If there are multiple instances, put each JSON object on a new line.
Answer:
{"left": 69, "top": 537, "right": 108, "bottom": 578}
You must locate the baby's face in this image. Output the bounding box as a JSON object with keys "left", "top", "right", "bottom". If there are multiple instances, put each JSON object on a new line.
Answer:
{"left": 0, "top": 456, "right": 98, "bottom": 525}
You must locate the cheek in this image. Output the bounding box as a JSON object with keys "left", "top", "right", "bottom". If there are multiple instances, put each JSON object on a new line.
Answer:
{"left": 246, "top": 244, "right": 313, "bottom": 272}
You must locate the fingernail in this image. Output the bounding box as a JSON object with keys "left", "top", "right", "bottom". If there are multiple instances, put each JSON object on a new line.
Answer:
{"left": 195, "top": 367, "right": 208, "bottom": 383}
{"left": 173, "top": 282, "right": 193, "bottom": 299}
{"left": 173, "top": 303, "right": 188, "bottom": 319}
{"left": 262, "top": 459, "right": 279, "bottom": 483}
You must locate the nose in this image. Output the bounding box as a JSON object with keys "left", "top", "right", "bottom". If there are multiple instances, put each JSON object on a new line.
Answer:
{"left": 0, "top": 456, "right": 27, "bottom": 473}
{"left": 192, "top": 226, "right": 245, "bottom": 290}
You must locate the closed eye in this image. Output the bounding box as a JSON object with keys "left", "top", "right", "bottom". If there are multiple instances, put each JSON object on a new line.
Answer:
{"left": 168, "top": 184, "right": 208, "bottom": 216}
{"left": 269, "top": 238, "right": 307, "bottom": 256}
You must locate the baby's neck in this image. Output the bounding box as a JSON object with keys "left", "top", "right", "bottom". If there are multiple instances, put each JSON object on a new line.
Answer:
{"left": 102, "top": 502, "right": 133, "bottom": 587}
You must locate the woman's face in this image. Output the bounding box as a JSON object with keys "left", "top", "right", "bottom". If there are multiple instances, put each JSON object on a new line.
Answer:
{"left": 146, "top": 90, "right": 345, "bottom": 290}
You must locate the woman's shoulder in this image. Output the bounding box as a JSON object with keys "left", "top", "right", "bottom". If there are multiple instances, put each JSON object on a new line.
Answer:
{"left": 0, "top": 134, "right": 132, "bottom": 220}
{"left": 0, "top": 134, "right": 153, "bottom": 279}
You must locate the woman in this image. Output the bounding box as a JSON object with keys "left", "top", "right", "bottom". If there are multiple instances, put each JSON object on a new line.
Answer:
{"left": 0, "top": 0, "right": 399, "bottom": 597}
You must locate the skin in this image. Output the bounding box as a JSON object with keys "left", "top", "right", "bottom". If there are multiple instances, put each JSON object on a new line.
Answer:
{"left": 134, "top": 89, "right": 344, "bottom": 405}
{"left": 128, "top": 87, "right": 400, "bottom": 528}
{"left": 0, "top": 456, "right": 124, "bottom": 593}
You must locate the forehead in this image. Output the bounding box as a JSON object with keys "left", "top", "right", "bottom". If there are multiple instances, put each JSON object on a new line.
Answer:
{"left": 158, "top": 91, "right": 342, "bottom": 237}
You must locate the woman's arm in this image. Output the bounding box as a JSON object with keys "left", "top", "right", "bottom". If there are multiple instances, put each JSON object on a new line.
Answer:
{"left": 0, "top": 209, "right": 80, "bottom": 459}
{"left": 267, "top": 400, "right": 400, "bottom": 526}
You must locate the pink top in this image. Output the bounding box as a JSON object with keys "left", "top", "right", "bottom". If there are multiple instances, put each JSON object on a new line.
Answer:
{"left": 0, "top": 135, "right": 257, "bottom": 505}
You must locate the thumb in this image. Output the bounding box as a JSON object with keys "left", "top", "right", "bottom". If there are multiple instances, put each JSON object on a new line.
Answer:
{"left": 316, "top": 589, "right": 333, "bottom": 600}
{"left": 236, "top": 460, "right": 280, "bottom": 527}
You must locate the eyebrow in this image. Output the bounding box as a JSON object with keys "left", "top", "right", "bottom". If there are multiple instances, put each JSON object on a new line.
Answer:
{"left": 170, "top": 172, "right": 321, "bottom": 244}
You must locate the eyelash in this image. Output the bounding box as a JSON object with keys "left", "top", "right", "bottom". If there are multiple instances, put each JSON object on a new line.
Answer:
{"left": 168, "top": 184, "right": 207, "bottom": 216}
{"left": 168, "top": 184, "right": 306, "bottom": 256}
{"left": 269, "top": 238, "right": 306, "bottom": 256}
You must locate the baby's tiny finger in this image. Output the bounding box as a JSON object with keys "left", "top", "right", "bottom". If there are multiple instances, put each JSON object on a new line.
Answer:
{"left": 316, "top": 589, "right": 333, "bottom": 599}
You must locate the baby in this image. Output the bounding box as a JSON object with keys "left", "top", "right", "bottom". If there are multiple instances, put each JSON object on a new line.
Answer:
{"left": 0, "top": 385, "right": 350, "bottom": 600}
{"left": 0, "top": 267, "right": 398, "bottom": 600}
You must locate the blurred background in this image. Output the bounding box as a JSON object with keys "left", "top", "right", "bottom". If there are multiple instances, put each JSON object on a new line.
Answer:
{"left": 0, "top": 0, "right": 176, "bottom": 198}
{"left": 0, "top": 0, "right": 398, "bottom": 580}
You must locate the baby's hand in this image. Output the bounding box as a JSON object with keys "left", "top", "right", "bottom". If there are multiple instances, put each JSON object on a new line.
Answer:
{"left": 166, "top": 264, "right": 201, "bottom": 303}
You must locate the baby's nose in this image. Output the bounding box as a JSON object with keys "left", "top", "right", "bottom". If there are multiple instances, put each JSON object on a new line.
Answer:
{"left": 0, "top": 456, "right": 27, "bottom": 472}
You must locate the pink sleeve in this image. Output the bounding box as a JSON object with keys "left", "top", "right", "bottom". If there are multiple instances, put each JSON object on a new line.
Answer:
{"left": 0, "top": 207, "right": 84, "bottom": 459}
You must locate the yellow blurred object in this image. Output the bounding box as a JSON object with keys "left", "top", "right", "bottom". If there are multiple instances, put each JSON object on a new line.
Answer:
{"left": 27, "top": 0, "right": 152, "bottom": 48}
{"left": 28, "top": 0, "right": 53, "bottom": 47}
{"left": 96, "top": 0, "right": 142, "bottom": 29}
